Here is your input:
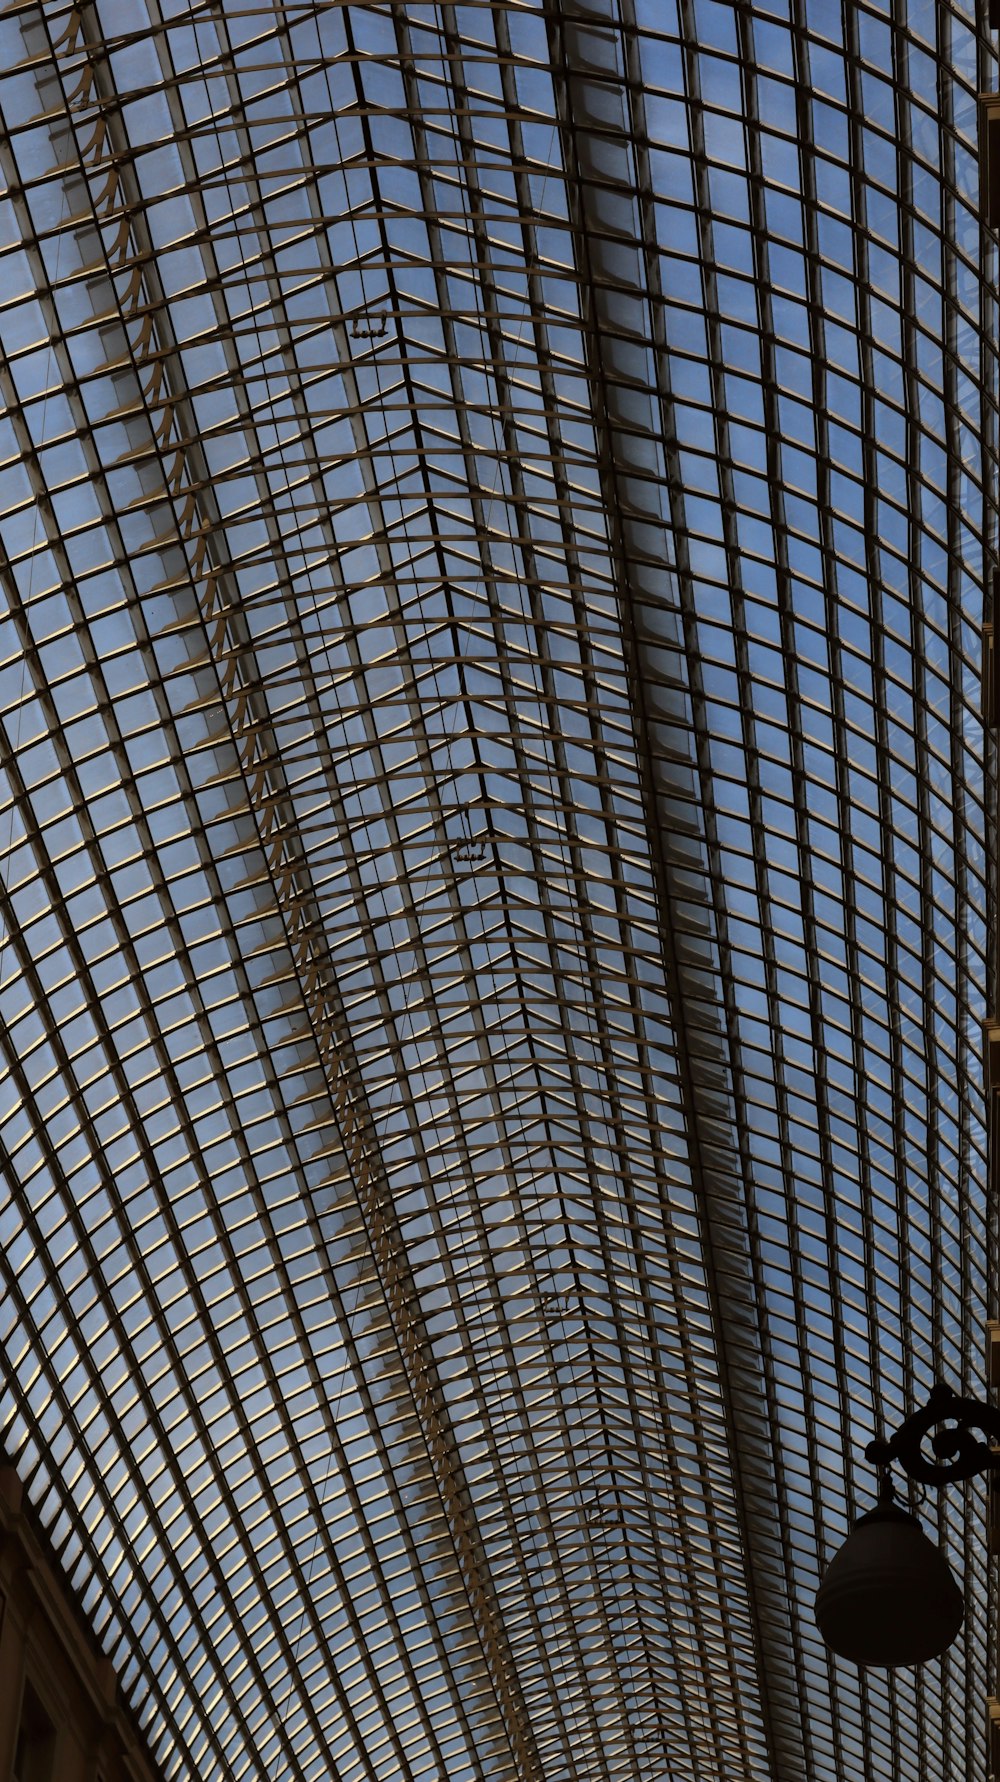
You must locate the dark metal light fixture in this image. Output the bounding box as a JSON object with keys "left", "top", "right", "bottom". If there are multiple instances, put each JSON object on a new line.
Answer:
{"left": 815, "top": 1382, "right": 999, "bottom": 1668}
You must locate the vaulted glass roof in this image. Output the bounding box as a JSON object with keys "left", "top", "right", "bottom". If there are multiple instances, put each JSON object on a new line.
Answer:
{"left": 0, "top": 1, "right": 993, "bottom": 1779}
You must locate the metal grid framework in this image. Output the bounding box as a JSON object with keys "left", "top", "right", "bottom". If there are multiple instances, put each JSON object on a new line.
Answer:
{"left": 0, "top": 0, "right": 993, "bottom": 1779}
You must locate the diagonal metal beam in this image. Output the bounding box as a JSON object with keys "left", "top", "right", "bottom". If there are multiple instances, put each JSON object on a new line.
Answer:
{"left": 547, "top": 3, "right": 811, "bottom": 1775}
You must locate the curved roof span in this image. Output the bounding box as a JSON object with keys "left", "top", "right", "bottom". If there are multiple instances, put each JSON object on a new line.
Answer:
{"left": 0, "top": 1, "right": 993, "bottom": 1779}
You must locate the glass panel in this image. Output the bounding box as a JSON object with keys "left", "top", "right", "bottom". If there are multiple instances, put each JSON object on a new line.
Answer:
{"left": 0, "top": 1, "right": 991, "bottom": 1778}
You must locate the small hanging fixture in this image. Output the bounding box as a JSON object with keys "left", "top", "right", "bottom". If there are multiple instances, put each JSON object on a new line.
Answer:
{"left": 814, "top": 1468, "right": 964, "bottom": 1668}
{"left": 815, "top": 1381, "right": 999, "bottom": 1668}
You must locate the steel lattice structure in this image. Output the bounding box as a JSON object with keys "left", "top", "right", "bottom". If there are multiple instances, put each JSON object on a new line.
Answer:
{"left": 0, "top": 0, "right": 993, "bottom": 1778}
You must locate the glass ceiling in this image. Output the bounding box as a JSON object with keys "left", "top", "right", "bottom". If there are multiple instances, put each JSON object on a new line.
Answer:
{"left": 0, "top": 0, "right": 993, "bottom": 1778}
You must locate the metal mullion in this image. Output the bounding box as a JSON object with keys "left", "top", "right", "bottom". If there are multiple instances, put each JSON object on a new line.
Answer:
{"left": 0, "top": 1136, "right": 197, "bottom": 1782}
{"left": 359, "top": 883, "right": 660, "bottom": 1782}
{"left": 72, "top": 766, "right": 473, "bottom": 1782}
{"left": 158, "top": 0, "right": 504, "bottom": 1041}
{"left": 3, "top": 51, "right": 486, "bottom": 1768}
{"left": 0, "top": 880, "right": 302, "bottom": 1778}
{"left": 60, "top": 20, "right": 495, "bottom": 1696}
{"left": 165, "top": 1060, "right": 519, "bottom": 1772}
{"left": 392, "top": 0, "right": 670, "bottom": 1167}
{"left": 362, "top": 1088, "right": 607, "bottom": 1778}
{"left": 886, "top": 8, "right": 955, "bottom": 1769}
{"left": 925, "top": 0, "right": 992, "bottom": 1763}
{"left": 720, "top": 7, "right": 871, "bottom": 1774}
{"left": 550, "top": 7, "right": 798, "bottom": 1777}
{"left": 145, "top": 6, "right": 541, "bottom": 1746}
{"left": 704, "top": 18, "right": 843, "bottom": 1761}
{"left": 850, "top": 8, "right": 952, "bottom": 1770}
{"left": 0, "top": 48, "right": 247, "bottom": 685}
{"left": 788, "top": 12, "right": 915, "bottom": 1777}
{"left": 0, "top": 700, "right": 383, "bottom": 1782}
{"left": 980, "top": 0, "right": 1000, "bottom": 1725}
{"left": 397, "top": 6, "right": 765, "bottom": 1764}
{"left": 233, "top": 76, "right": 691, "bottom": 1760}
{"left": 112, "top": 767, "right": 508, "bottom": 1782}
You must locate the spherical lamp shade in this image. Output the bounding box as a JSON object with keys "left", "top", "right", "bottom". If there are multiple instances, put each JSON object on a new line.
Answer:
{"left": 815, "top": 1501, "right": 964, "bottom": 1668}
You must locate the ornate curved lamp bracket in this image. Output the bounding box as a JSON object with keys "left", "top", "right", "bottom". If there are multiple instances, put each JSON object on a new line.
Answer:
{"left": 866, "top": 1382, "right": 1000, "bottom": 1486}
